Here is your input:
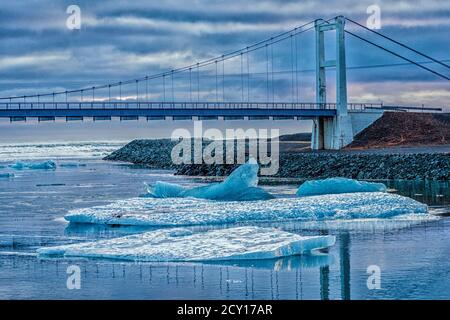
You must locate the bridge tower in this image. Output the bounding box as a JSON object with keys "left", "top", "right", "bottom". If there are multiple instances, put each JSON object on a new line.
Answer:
{"left": 311, "top": 16, "right": 354, "bottom": 150}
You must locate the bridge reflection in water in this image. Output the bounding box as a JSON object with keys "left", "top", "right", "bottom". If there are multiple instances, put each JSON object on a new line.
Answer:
{"left": 1, "top": 230, "right": 355, "bottom": 300}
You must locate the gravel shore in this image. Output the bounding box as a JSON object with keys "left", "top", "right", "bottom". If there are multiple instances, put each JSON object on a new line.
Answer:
{"left": 104, "top": 139, "right": 450, "bottom": 180}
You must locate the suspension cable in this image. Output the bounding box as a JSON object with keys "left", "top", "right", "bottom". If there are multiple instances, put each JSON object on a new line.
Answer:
{"left": 0, "top": 19, "right": 321, "bottom": 100}
{"left": 294, "top": 31, "right": 299, "bottom": 102}
{"left": 197, "top": 63, "right": 200, "bottom": 102}
{"left": 189, "top": 68, "right": 192, "bottom": 103}
{"left": 171, "top": 70, "right": 174, "bottom": 103}
{"left": 215, "top": 60, "right": 219, "bottom": 102}
{"left": 345, "top": 30, "right": 450, "bottom": 80}
{"left": 345, "top": 17, "right": 449, "bottom": 69}
{"left": 145, "top": 76, "right": 148, "bottom": 101}
{"left": 271, "top": 41, "right": 274, "bottom": 103}
{"left": 246, "top": 47, "right": 250, "bottom": 102}
{"left": 240, "top": 52, "right": 244, "bottom": 101}
{"left": 222, "top": 56, "right": 225, "bottom": 101}
{"left": 162, "top": 75, "right": 166, "bottom": 102}
{"left": 290, "top": 34, "right": 295, "bottom": 103}
{"left": 136, "top": 80, "right": 139, "bottom": 102}
{"left": 266, "top": 44, "right": 269, "bottom": 102}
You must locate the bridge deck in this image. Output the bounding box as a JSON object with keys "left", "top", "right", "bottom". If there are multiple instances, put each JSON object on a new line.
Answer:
{"left": 0, "top": 108, "right": 337, "bottom": 118}
{"left": 0, "top": 102, "right": 345, "bottom": 118}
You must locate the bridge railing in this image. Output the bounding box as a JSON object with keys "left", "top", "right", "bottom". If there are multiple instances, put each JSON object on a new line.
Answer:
{"left": 0, "top": 101, "right": 383, "bottom": 110}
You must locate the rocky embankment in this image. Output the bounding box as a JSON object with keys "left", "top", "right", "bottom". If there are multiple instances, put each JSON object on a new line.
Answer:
{"left": 105, "top": 139, "right": 450, "bottom": 180}
{"left": 104, "top": 139, "right": 178, "bottom": 169}
{"left": 177, "top": 152, "right": 449, "bottom": 180}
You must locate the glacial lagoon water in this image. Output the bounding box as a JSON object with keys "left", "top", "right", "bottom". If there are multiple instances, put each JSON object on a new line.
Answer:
{"left": 0, "top": 144, "right": 449, "bottom": 299}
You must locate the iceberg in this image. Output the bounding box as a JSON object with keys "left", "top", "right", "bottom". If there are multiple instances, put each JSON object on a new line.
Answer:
{"left": 9, "top": 160, "right": 56, "bottom": 170}
{"left": 296, "top": 177, "right": 387, "bottom": 197}
{"left": 143, "top": 181, "right": 186, "bottom": 198}
{"left": 206, "top": 253, "right": 335, "bottom": 270}
{"left": 65, "top": 192, "right": 428, "bottom": 227}
{"left": 37, "top": 226, "right": 335, "bottom": 262}
{"left": 59, "top": 162, "right": 86, "bottom": 168}
{"left": 143, "top": 159, "right": 274, "bottom": 201}
{"left": 284, "top": 214, "right": 439, "bottom": 232}
{"left": 0, "top": 173, "right": 14, "bottom": 179}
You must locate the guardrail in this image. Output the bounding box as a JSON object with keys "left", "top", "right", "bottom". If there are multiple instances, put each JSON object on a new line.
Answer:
{"left": 0, "top": 101, "right": 383, "bottom": 110}
{"left": 372, "top": 105, "right": 443, "bottom": 112}
{"left": 0, "top": 101, "right": 440, "bottom": 112}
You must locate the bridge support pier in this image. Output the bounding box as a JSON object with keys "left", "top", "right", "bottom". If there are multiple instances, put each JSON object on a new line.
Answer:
{"left": 311, "top": 115, "right": 354, "bottom": 150}
{"left": 311, "top": 16, "right": 354, "bottom": 150}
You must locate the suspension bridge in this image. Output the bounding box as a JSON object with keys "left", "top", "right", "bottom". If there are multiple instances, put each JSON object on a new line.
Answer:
{"left": 0, "top": 16, "right": 447, "bottom": 149}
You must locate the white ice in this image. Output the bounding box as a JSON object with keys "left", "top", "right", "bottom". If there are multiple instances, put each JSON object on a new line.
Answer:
{"left": 143, "top": 159, "right": 274, "bottom": 201}
{"left": 9, "top": 160, "right": 56, "bottom": 170}
{"left": 297, "top": 177, "right": 387, "bottom": 196}
{"left": 283, "top": 214, "right": 439, "bottom": 232}
{"left": 37, "top": 226, "right": 335, "bottom": 262}
{"left": 65, "top": 192, "right": 428, "bottom": 227}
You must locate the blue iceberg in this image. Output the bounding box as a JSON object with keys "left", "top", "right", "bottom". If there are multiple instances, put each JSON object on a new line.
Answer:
{"left": 59, "top": 162, "right": 86, "bottom": 168}
{"left": 0, "top": 173, "right": 14, "bottom": 179}
{"left": 143, "top": 159, "right": 274, "bottom": 201}
{"left": 37, "top": 226, "right": 336, "bottom": 261}
{"left": 296, "top": 177, "right": 387, "bottom": 197}
{"left": 9, "top": 160, "right": 56, "bottom": 170}
{"left": 65, "top": 192, "right": 428, "bottom": 227}
{"left": 143, "top": 181, "right": 186, "bottom": 198}
{"left": 207, "top": 253, "right": 335, "bottom": 270}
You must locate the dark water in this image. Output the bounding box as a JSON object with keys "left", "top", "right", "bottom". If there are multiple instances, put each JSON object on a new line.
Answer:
{"left": 0, "top": 159, "right": 449, "bottom": 299}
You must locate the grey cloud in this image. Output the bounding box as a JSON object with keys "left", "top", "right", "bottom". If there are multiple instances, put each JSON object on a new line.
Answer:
{"left": 0, "top": 0, "right": 447, "bottom": 108}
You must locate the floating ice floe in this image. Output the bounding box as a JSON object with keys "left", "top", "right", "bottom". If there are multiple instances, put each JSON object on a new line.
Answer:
{"left": 59, "top": 162, "right": 86, "bottom": 168}
{"left": 0, "top": 173, "right": 14, "bottom": 179}
{"left": 205, "top": 253, "right": 335, "bottom": 270}
{"left": 283, "top": 214, "right": 439, "bottom": 232}
{"left": 37, "top": 226, "right": 335, "bottom": 261}
{"left": 296, "top": 177, "right": 387, "bottom": 196}
{"left": 9, "top": 160, "right": 56, "bottom": 170}
{"left": 143, "top": 158, "right": 274, "bottom": 201}
{"left": 65, "top": 192, "right": 428, "bottom": 227}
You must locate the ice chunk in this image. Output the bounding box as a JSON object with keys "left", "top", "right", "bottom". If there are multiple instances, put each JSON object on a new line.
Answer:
{"left": 0, "top": 173, "right": 14, "bottom": 179}
{"left": 142, "top": 159, "right": 274, "bottom": 201}
{"left": 9, "top": 160, "right": 56, "bottom": 170}
{"left": 287, "top": 214, "right": 439, "bottom": 232}
{"left": 143, "top": 181, "right": 186, "bottom": 198}
{"left": 59, "top": 162, "right": 86, "bottom": 168}
{"left": 207, "top": 253, "right": 335, "bottom": 270}
{"left": 37, "top": 226, "right": 335, "bottom": 261}
{"left": 297, "top": 177, "right": 387, "bottom": 197}
{"left": 65, "top": 192, "right": 428, "bottom": 227}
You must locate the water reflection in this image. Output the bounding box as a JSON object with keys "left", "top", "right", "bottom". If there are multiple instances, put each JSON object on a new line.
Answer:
{"left": 385, "top": 180, "right": 449, "bottom": 206}
{"left": 204, "top": 253, "right": 335, "bottom": 271}
{"left": 339, "top": 232, "right": 351, "bottom": 300}
{"left": 1, "top": 250, "right": 339, "bottom": 299}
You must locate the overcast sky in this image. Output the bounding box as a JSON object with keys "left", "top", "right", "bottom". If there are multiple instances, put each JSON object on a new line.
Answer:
{"left": 0, "top": 0, "right": 448, "bottom": 142}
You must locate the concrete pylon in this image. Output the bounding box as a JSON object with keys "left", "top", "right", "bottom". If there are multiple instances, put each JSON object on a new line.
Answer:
{"left": 311, "top": 16, "right": 354, "bottom": 150}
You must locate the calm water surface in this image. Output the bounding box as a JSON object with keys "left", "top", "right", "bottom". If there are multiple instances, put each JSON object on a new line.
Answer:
{"left": 0, "top": 156, "right": 449, "bottom": 299}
